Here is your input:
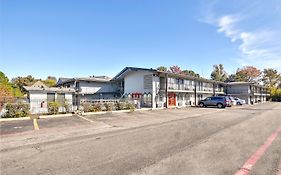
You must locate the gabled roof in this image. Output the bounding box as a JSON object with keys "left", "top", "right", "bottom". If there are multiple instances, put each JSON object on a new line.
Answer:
{"left": 29, "top": 81, "right": 48, "bottom": 89}
{"left": 113, "top": 67, "right": 157, "bottom": 80}
{"left": 112, "top": 67, "right": 226, "bottom": 85}
{"left": 24, "top": 81, "right": 75, "bottom": 93}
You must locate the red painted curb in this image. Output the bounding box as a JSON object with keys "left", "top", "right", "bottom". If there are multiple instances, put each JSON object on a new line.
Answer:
{"left": 234, "top": 125, "right": 281, "bottom": 175}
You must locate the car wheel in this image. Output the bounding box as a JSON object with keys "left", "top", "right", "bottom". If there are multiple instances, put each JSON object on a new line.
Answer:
{"left": 237, "top": 102, "right": 241, "bottom": 105}
{"left": 199, "top": 103, "right": 204, "bottom": 108}
{"left": 217, "top": 103, "right": 223, "bottom": 108}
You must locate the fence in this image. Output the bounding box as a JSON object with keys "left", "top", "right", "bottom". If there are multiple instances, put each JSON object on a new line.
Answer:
{"left": 0, "top": 96, "right": 74, "bottom": 116}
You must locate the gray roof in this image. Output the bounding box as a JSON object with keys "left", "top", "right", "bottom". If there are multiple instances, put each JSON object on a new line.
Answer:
{"left": 24, "top": 81, "right": 75, "bottom": 93}
{"left": 57, "top": 76, "right": 112, "bottom": 85}
{"left": 227, "top": 82, "right": 267, "bottom": 88}
{"left": 113, "top": 67, "right": 226, "bottom": 85}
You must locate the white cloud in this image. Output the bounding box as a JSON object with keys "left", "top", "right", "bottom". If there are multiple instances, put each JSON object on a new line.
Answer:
{"left": 205, "top": 13, "right": 281, "bottom": 69}
{"left": 217, "top": 15, "right": 240, "bottom": 42}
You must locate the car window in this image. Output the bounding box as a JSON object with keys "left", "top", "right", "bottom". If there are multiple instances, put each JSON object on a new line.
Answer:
{"left": 206, "top": 97, "right": 211, "bottom": 101}
{"left": 212, "top": 97, "right": 222, "bottom": 100}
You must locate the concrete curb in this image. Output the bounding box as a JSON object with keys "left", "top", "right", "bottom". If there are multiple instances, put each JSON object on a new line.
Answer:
{"left": 39, "top": 113, "right": 73, "bottom": 119}
{"left": 0, "top": 117, "right": 31, "bottom": 122}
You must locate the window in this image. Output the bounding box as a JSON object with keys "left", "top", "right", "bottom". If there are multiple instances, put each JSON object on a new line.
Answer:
{"left": 75, "top": 82, "right": 80, "bottom": 89}
{"left": 47, "top": 93, "right": 55, "bottom": 102}
{"left": 57, "top": 93, "right": 65, "bottom": 104}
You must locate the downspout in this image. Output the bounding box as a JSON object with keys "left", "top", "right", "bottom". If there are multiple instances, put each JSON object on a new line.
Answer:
{"left": 194, "top": 80, "right": 197, "bottom": 106}
{"left": 165, "top": 73, "right": 168, "bottom": 108}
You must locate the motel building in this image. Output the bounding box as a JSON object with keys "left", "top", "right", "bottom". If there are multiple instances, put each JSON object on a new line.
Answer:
{"left": 57, "top": 76, "right": 120, "bottom": 107}
{"left": 23, "top": 67, "right": 270, "bottom": 114}
{"left": 226, "top": 82, "right": 270, "bottom": 104}
{"left": 113, "top": 67, "right": 226, "bottom": 109}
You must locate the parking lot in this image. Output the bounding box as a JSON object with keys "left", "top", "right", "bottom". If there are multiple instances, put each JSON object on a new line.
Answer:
{"left": 0, "top": 106, "right": 227, "bottom": 137}
{"left": 1, "top": 102, "right": 281, "bottom": 175}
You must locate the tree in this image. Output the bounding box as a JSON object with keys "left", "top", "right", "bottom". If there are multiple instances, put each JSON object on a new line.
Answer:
{"left": 11, "top": 75, "right": 36, "bottom": 92}
{"left": 43, "top": 76, "right": 57, "bottom": 87}
{"left": 0, "top": 71, "right": 9, "bottom": 83}
{"left": 225, "top": 74, "right": 236, "bottom": 82}
{"left": 235, "top": 66, "right": 261, "bottom": 82}
{"left": 182, "top": 70, "right": 200, "bottom": 78}
{"left": 0, "top": 71, "right": 14, "bottom": 109}
{"left": 169, "top": 65, "right": 182, "bottom": 74}
{"left": 156, "top": 66, "right": 168, "bottom": 72}
{"left": 262, "top": 68, "right": 280, "bottom": 88}
{"left": 210, "top": 64, "right": 228, "bottom": 82}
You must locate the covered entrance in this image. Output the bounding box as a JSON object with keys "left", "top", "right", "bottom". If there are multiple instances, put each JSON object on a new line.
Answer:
{"left": 168, "top": 92, "right": 176, "bottom": 106}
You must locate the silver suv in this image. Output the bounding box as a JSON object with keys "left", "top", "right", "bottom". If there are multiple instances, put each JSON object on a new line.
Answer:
{"left": 198, "top": 96, "right": 231, "bottom": 108}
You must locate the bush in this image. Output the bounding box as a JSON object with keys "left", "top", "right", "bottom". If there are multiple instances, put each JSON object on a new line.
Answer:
{"left": 3, "top": 103, "right": 29, "bottom": 118}
{"left": 115, "top": 102, "right": 127, "bottom": 110}
{"left": 91, "top": 103, "right": 102, "bottom": 112}
{"left": 104, "top": 102, "right": 114, "bottom": 111}
{"left": 48, "top": 101, "right": 60, "bottom": 115}
{"left": 82, "top": 103, "right": 92, "bottom": 113}
{"left": 126, "top": 102, "right": 135, "bottom": 112}
{"left": 63, "top": 101, "right": 71, "bottom": 113}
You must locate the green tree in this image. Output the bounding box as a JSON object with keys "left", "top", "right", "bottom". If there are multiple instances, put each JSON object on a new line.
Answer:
{"left": 11, "top": 75, "right": 36, "bottom": 93}
{"left": 43, "top": 76, "right": 57, "bottom": 87}
{"left": 210, "top": 64, "right": 228, "bottom": 82}
{"left": 225, "top": 74, "right": 236, "bottom": 82}
{"left": 0, "top": 72, "right": 23, "bottom": 98}
{"left": 0, "top": 71, "right": 14, "bottom": 109}
{"left": 156, "top": 66, "right": 168, "bottom": 72}
{"left": 262, "top": 68, "right": 280, "bottom": 88}
{"left": 182, "top": 70, "right": 200, "bottom": 78}
{"left": 0, "top": 71, "right": 9, "bottom": 83}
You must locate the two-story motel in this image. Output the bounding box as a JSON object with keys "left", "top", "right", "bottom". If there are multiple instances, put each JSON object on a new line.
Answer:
{"left": 112, "top": 67, "right": 226, "bottom": 108}
{"left": 226, "top": 82, "right": 269, "bottom": 104}
{"left": 52, "top": 67, "right": 269, "bottom": 111}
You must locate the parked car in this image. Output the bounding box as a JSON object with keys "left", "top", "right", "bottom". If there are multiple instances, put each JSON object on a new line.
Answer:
{"left": 228, "top": 96, "right": 237, "bottom": 106}
{"left": 234, "top": 97, "right": 246, "bottom": 105}
{"left": 198, "top": 96, "right": 231, "bottom": 108}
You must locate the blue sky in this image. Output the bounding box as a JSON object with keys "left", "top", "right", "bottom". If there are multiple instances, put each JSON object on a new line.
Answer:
{"left": 1, "top": 0, "right": 280, "bottom": 80}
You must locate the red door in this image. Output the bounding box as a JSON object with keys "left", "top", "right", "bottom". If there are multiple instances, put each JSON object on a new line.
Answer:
{"left": 168, "top": 93, "right": 176, "bottom": 106}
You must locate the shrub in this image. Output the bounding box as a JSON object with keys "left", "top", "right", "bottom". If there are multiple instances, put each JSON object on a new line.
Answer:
{"left": 3, "top": 103, "right": 29, "bottom": 118}
{"left": 63, "top": 101, "right": 71, "bottom": 113}
{"left": 126, "top": 102, "right": 135, "bottom": 112}
{"left": 82, "top": 102, "right": 92, "bottom": 113}
{"left": 91, "top": 103, "right": 102, "bottom": 112}
{"left": 104, "top": 102, "right": 114, "bottom": 111}
{"left": 115, "top": 102, "right": 127, "bottom": 110}
{"left": 48, "top": 101, "right": 60, "bottom": 115}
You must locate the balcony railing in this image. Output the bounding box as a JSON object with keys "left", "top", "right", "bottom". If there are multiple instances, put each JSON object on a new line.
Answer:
{"left": 168, "top": 83, "right": 194, "bottom": 91}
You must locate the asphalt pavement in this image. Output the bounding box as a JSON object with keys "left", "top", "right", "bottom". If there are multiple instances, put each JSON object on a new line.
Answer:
{"left": 0, "top": 102, "right": 281, "bottom": 175}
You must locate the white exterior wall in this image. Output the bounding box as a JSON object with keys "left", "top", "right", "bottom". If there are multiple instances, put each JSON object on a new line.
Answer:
{"left": 124, "top": 71, "right": 153, "bottom": 94}
{"left": 65, "top": 94, "right": 73, "bottom": 104}
{"left": 29, "top": 93, "right": 48, "bottom": 114}
{"left": 29, "top": 92, "right": 73, "bottom": 114}
{"left": 79, "top": 81, "right": 117, "bottom": 94}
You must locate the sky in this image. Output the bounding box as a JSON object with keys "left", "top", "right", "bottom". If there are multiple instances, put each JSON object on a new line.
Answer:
{"left": 1, "top": 0, "right": 281, "bottom": 80}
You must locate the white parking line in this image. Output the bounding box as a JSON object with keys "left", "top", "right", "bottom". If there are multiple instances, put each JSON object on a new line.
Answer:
{"left": 75, "top": 115, "right": 95, "bottom": 123}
